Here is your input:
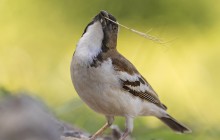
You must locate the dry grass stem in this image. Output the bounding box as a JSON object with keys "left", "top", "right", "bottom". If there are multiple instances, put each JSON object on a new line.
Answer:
{"left": 104, "top": 16, "right": 169, "bottom": 44}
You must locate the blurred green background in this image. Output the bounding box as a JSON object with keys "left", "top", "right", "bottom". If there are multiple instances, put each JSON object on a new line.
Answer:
{"left": 0, "top": 0, "right": 220, "bottom": 139}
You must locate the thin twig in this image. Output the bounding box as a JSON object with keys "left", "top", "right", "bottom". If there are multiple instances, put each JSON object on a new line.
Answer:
{"left": 104, "top": 16, "right": 170, "bottom": 44}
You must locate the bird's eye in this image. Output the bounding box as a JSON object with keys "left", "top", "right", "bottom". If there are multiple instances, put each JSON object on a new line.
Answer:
{"left": 113, "top": 25, "right": 118, "bottom": 31}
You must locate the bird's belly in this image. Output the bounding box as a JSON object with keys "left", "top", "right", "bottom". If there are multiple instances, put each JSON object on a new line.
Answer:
{"left": 71, "top": 60, "right": 147, "bottom": 117}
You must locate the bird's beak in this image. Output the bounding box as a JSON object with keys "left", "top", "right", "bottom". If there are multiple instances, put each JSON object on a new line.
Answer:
{"left": 93, "top": 10, "right": 117, "bottom": 28}
{"left": 95, "top": 10, "right": 109, "bottom": 27}
{"left": 99, "top": 10, "right": 109, "bottom": 19}
{"left": 98, "top": 10, "right": 109, "bottom": 26}
{"left": 91, "top": 10, "right": 109, "bottom": 28}
{"left": 99, "top": 10, "right": 117, "bottom": 23}
{"left": 93, "top": 10, "right": 108, "bottom": 21}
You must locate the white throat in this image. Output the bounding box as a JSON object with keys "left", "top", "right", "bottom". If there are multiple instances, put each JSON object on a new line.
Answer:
{"left": 74, "top": 21, "right": 104, "bottom": 65}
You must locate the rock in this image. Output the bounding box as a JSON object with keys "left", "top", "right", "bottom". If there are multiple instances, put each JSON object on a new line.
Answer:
{"left": 0, "top": 94, "right": 132, "bottom": 140}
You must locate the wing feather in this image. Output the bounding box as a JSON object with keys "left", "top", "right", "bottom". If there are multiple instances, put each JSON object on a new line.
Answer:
{"left": 111, "top": 53, "right": 167, "bottom": 110}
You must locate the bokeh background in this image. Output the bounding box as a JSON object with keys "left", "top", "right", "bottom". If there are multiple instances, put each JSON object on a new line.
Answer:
{"left": 0, "top": 0, "right": 220, "bottom": 139}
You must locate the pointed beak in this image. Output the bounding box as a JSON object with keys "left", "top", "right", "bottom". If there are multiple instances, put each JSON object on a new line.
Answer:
{"left": 92, "top": 10, "right": 117, "bottom": 28}
{"left": 94, "top": 10, "right": 109, "bottom": 27}
{"left": 98, "top": 10, "right": 117, "bottom": 25}
{"left": 100, "top": 10, "right": 109, "bottom": 19}
{"left": 93, "top": 10, "right": 108, "bottom": 24}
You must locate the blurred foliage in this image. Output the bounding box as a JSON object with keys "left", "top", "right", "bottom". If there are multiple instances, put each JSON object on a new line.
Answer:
{"left": 0, "top": 87, "right": 10, "bottom": 97}
{"left": 1, "top": 0, "right": 220, "bottom": 139}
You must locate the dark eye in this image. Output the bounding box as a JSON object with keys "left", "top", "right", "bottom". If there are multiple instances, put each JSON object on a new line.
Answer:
{"left": 113, "top": 25, "right": 118, "bottom": 31}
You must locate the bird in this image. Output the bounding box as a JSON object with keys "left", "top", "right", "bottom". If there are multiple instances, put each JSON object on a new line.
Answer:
{"left": 70, "top": 10, "right": 191, "bottom": 140}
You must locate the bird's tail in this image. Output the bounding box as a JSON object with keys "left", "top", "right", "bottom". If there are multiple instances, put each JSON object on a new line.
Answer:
{"left": 159, "top": 114, "right": 192, "bottom": 133}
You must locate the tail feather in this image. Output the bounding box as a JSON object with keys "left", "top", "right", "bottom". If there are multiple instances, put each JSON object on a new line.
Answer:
{"left": 159, "top": 114, "right": 192, "bottom": 133}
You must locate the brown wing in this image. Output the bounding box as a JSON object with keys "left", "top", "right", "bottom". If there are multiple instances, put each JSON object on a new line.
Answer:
{"left": 111, "top": 52, "right": 167, "bottom": 110}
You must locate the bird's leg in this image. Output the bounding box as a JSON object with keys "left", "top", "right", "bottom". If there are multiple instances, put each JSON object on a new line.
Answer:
{"left": 119, "top": 117, "right": 134, "bottom": 140}
{"left": 90, "top": 116, "right": 114, "bottom": 140}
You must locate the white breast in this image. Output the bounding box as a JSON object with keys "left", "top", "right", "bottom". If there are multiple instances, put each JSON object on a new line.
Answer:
{"left": 71, "top": 58, "right": 122, "bottom": 115}
{"left": 74, "top": 21, "right": 104, "bottom": 66}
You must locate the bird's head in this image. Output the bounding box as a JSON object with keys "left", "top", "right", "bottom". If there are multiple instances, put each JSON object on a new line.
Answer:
{"left": 82, "top": 10, "right": 118, "bottom": 50}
